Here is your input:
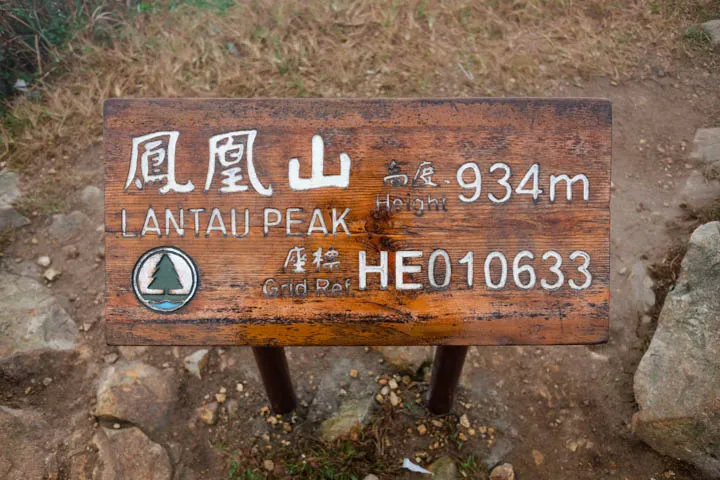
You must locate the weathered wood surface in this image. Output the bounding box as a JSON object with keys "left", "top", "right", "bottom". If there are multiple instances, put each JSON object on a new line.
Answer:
{"left": 104, "top": 98, "right": 611, "bottom": 346}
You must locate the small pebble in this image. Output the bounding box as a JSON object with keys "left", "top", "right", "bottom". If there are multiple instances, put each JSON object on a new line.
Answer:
{"left": 37, "top": 256, "right": 51, "bottom": 267}
{"left": 104, "top": 353, "right": 119, "bottom": 364}
{"left": 197, "top": 402, "right": 219, "bottom": 425}
{"left": 489, "top": 462, "right": 515, "bottom": 480}
{"left": 43, "top": 268, "right": 61, "bottom": 282}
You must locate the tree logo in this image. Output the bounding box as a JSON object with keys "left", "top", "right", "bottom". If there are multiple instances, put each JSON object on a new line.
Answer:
{"left": 132, "top": 247, "right": 198, "bottom": 313}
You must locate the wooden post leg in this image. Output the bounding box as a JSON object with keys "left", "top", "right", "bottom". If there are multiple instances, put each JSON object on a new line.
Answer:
{"left": 427, "top": 345, "right": 469, "bottom": 415}
{"left": 252, "top": 346, "right": 297, "bottom": 414}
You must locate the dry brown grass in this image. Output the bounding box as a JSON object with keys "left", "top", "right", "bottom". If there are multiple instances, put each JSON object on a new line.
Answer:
{"left": 1, "top": 0, "right": 717, "bottom": 203}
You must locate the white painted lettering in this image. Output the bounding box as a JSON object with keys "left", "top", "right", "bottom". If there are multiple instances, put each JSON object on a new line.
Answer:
{"left": 189, "top": 208, "right": 205, "bottom": 237}
{"left": 288, "top": 135, "right": 351, "bottom": 190}
{"left": 165, "top": 208, "right": 184, "bottom": 237}
{"left": 395, "top": 250, "right": 423, "bottom": 290}
{"left": 286, "top": 208, "right": 304, "bottom": 237}
{"left": 121, "top": 209, "right": 136, "bottom": 237}
{"left": 307, "top": 208, "right": 329, "bottom": 236}
{"left": 206, "top": 207, "right": 228, "bottom": 237}
{"left": 484, "top": 251, "right": 507, "bottom": 289}
{"left": 332, "top": 208, "right": 350, "bottom": 236}
{"left": 428, "top": 249, "right": 451, "bottom": 289}
{"left": 550, "top": 174, "right": 589, "bottom": 202}
{"left": 231, "top": 208, "right": 250, "bottom": 238}
{"left": 141, "top": 208, "right": 161, "bottom": 237}
{"left": 263, "top": 208, "right": 282, "bottom": 236}
{"left": 358, "top": 251, "right": 388, "bottom": 290}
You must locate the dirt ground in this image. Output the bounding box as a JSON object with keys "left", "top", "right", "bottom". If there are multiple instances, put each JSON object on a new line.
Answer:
{"left": 2, "top": 1, "right": 720, "bottom": 479}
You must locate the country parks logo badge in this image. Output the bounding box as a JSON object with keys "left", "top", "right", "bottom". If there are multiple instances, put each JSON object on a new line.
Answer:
{"left": 132, "top": 247, "right": 198, "bottom": 313}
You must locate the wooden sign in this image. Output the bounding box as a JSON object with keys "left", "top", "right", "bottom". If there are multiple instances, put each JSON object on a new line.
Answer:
{"left": 104, "top": 98, "right": 610, "bottom": 346}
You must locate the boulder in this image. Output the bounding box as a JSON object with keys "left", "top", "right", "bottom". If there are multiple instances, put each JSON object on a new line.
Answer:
{"left": 0, "top": 272, "right": 78, "bottom": 359}
{"left": 373, "top": 346, "right": 434, "bottom": 373}
{"left": 0, "top": 205, "right": 29, "bottom": 232}
{"left": 49, "top": 210, "right": 91, "bottom": 243}
{"left": 0, "top": 171, "right": 22, "bottom": 204}
{"left": 428, "top": 456, "right": 458, "bottom": 480}
{"left": 319, "top": 397, "right": 374, "bottom": 442}
{"left": 0, "top": 171, "right": 29, "bottom": 232}
{"left": 0, "top": 406, "right": 58, "bottom": 479}
{"left": 633, "top": 222, "right": 720, "bottom": 477}
{"left": 490, "top": 463, "right": 515, "bottom": 480}
{"left": 680, "top": 170, "right": 720, "bottom": 208}
{"left": 95, "top": 361, "right": 178, "bottom": 433}
{"left": 79, "top": 185, "right": 103, "bottom": 209}
{"left": 690, "top": 127, "right": 720, "bottom": 169}
{"left": 701, "top": 20, "right": 720, "bottom": 46}
{"left": 93, "top": 427, "right": 172, "bottom": 480}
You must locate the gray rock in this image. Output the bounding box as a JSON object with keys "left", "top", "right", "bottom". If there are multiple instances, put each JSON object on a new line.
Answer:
{"left": 2, "top": 258, "right": 40, "bottom": 279}
{"left": 628, "top": 261, "right": 655, "bottom": 315}
{"left": 225, "top": 398, "right": 240, "bottom": 419}
{"left": 319, "top": 397, "right": 374, "bottom": 442}
{"left": 0, "top": 272, "right": 78, "bottom": 359}
{"left": 0, "top": 406, "right": 58, "bottom": 479}
{"left": 429, "top": 456, "right": 458, "bottom": 480}
{"left": 94, "top": 361, "right": 178, "bottom": 433}
{"left": 701, "top": 20, "right": 720, "bottom": 46}
{"left": 690, "top": 127, "right": 720, "bottom": 169}
{"left": 79, "top": 185, "right": 103, "bottom": 212}
{"left": 363, "top": 475, "right": 380, "bottom": 480}
{"left": 0, "top": 171, "right": 22, "bottom": 204}
{"left": 373, "top": 346, "right": 434, "bottom": 373}
{"left": 482, "top": 435, "right": 514, "bottom": 471}
{"left": 0, "top": 205, "right": 29, "bottom": 232}
{"left": 49, "top": 210, "right": 90, "bottom": 243}
{"left": 0, "top": 171, "right": 28, "bottom": 233}
{"left": 633, "top": 222, "right": 720, "bottom": 477}
{"left": 118, "top": 345, "right": 149, "bottom": 360}
{"left": 184, "top": 349, "right": 209, "bottom": 379}
{"left": 490, "top": 463, "right": 515, "bottom": 480}
{"left": 307, "top": 354, "right": 377, "bottom": 424}
{"left": 680, "top": 170, "right": 720, "bottom": 208}
{"left": 93, "top": 427, "right": 172, "bottom": 480}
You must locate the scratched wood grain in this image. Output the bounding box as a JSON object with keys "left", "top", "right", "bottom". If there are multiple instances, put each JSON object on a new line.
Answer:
{"left": 104, "top": 98, "right": 611, "bottom": 346}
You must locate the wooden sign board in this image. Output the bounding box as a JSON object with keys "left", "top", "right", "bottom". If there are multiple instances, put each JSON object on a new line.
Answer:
{"left": 104, "top": 98, "right": 610, "bottom": 347}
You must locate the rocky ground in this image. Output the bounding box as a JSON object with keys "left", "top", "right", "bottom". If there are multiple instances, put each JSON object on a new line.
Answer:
{"left": 2, "top": 4, "right": 720, "bottom": 480}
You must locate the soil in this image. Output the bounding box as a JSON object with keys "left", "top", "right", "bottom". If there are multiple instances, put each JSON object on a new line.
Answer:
{"left": 2, "top": 51, "right": 720, "bottom": 480}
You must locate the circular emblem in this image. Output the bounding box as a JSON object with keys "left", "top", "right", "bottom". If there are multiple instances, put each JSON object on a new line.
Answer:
{"left": 132, "top": 247, "right": 198, "bottom": 313}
